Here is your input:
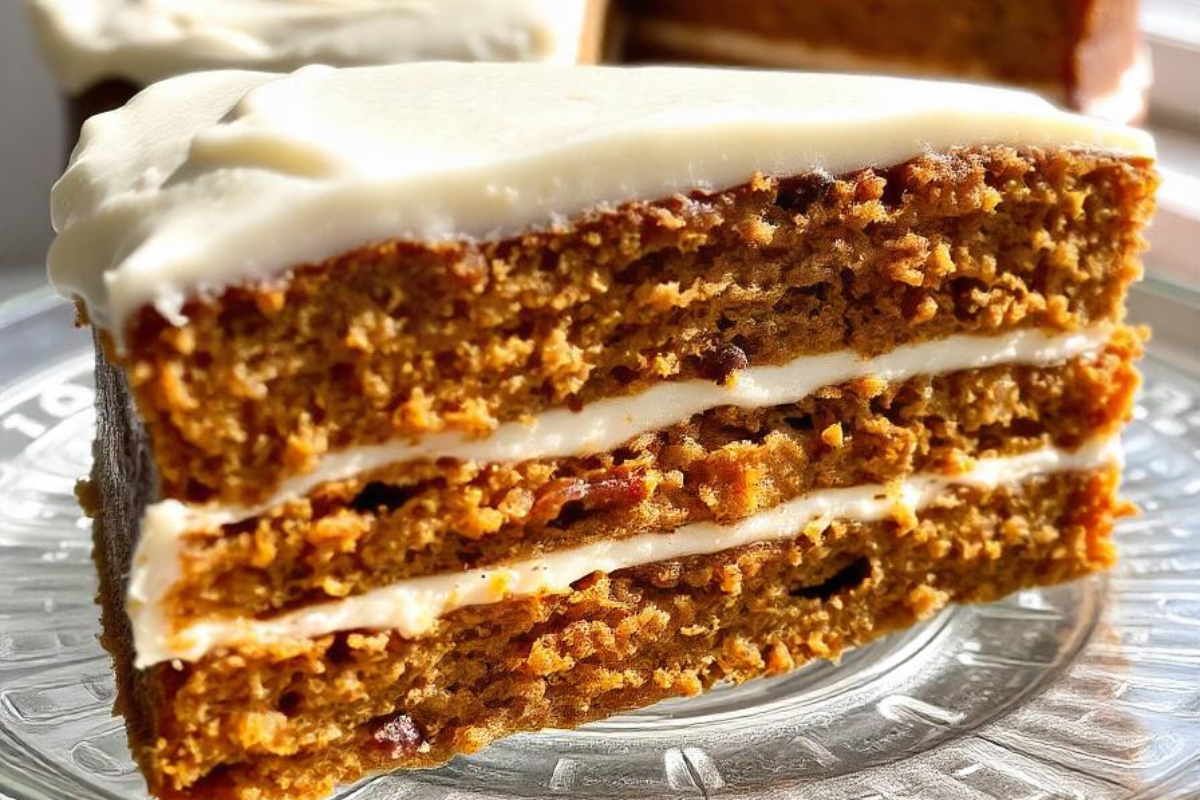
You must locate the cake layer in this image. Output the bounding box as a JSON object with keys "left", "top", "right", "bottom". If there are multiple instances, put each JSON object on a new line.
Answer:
{"left": 623, "top": 0, "right": 1144, "bottom": 119}
{"left": 142, "top": 323, "right": 1117, "bottom": 526}
{"left": 159, "top": 336, "right": 1139, "bottom": 630}
{"left": 123, "top": 467, "right": 1122, "bottom": 800}
{"left": 139, "top": 436, "right": 1118, "bottom": 668}
{"left": 50, "top": 64, "right": 1151, "bottom": 337}
{"left": 103, "top": 145, "right": 1152, "bottom": 506}
{"left": 27, "top": 0, "right": 606, "bottom": 93}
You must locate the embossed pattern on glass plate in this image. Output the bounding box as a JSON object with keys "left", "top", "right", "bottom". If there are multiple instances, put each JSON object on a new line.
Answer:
{"left": 0, "top": 282, "right": 1197, "bottom": 800}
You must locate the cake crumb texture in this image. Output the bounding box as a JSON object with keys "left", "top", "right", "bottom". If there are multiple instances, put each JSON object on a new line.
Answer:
{"left": 167, "top": 333, "right": 1140, "bottom": 625}
{"left": 119, "top": 468, "right": 1121, "bottom": 799}
{"left": 118, "top": 146, "right": 1155, "bottom": 506}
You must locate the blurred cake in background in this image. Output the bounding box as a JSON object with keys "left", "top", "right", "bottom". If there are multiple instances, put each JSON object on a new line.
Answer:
{"left": 619, "top": 0, "right": 1149, "bottom": 122}
{"left": 25, "top": 0, "right": 609, "bottom": 143}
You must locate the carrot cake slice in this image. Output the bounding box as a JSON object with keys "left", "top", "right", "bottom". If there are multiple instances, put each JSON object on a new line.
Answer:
{"left": 619, "top": 0, "right": 1149, "bottom": 122}
{"left": 49, "top": 63, "right": 1156, "bottom": 800}
{"left": 24, "top": 0, "right": 609, "bottom": 142}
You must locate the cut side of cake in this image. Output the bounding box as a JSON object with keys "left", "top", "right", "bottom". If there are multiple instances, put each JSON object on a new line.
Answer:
{"left": 620, "top": 0, "right": 1148, "bottom": 122}
{"left": 49, "top": 64, "right": 1156, "bottom": 800}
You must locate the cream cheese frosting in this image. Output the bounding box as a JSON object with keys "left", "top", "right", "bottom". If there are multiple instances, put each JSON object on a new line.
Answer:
{"left": 129, "top": 435, "right": 1122, "bottom": 666}
{"left": 47, "top": 63, "right": 1155, "bottom": 342}
{"left": 25, "top": 0, "right": 597, "bottom": 93}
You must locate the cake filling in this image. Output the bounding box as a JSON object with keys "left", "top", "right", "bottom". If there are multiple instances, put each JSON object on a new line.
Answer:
{"left": 160, "top": 335, "right": 1140, "bottom": 624}
{"left": 137, "top": 323, "right": 1113, "bottom": 536}
{"left": 131, "top": 434, "right": 1119, "bottom": 666}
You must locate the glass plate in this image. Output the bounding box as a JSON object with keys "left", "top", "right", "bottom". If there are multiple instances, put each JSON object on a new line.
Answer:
{"left": 0, "top": 281, "right": 1198, "bottom": 800}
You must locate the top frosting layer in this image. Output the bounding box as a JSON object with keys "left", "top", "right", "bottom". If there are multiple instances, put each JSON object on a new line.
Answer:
{"left": 47, "top": 63, "right": 1154, "bottom": 340}
{"left": 25, "top": 0, "right": 595, "bottom": 92}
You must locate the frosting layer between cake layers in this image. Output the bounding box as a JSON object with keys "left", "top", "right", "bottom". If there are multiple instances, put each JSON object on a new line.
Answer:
{"left": 128, "top": 323, "right": 1119, "bottom": 666}
{"left": 145, "top": 324, "right": 1116, "bottom": 533}
{"left": 132, "top": 434, "right": 1122, "bottom": 666}
{"left": 47, "top": 63, "right": 1154, "bottom": 340}
{"left": 26, "top": 0, "right": 596, "bottom": 92}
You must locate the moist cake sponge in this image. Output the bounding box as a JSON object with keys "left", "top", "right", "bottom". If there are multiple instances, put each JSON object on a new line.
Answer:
{"left": 48, "top": 63, "right": 1156, "bottom": 800}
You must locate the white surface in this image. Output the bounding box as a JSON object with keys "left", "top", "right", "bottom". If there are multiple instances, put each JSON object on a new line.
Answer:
{"left": 47, "top": 62, "right": 1154, "bottom": 341}
{"left": 25, "top": 0, "right": 595, "bottom": 92}
{"left": 1141, "top": 1, "right": 1200, "bottom": 290}
{"left": 1150, "top": 125, "right": 1200, "bottom": 288}
{"left": 130, "top": 435, "right": 1122, "bottom": 666}
{"left": 1143, "top": 0, "right": 1200, "bottom": 128}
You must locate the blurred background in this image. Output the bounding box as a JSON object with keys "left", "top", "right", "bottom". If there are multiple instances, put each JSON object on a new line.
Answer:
{"left": 0, "top": 0, "right": 1196, "bottom": 305}
{"left": 0, "top": 1, "right": 62, "bottom": 300}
